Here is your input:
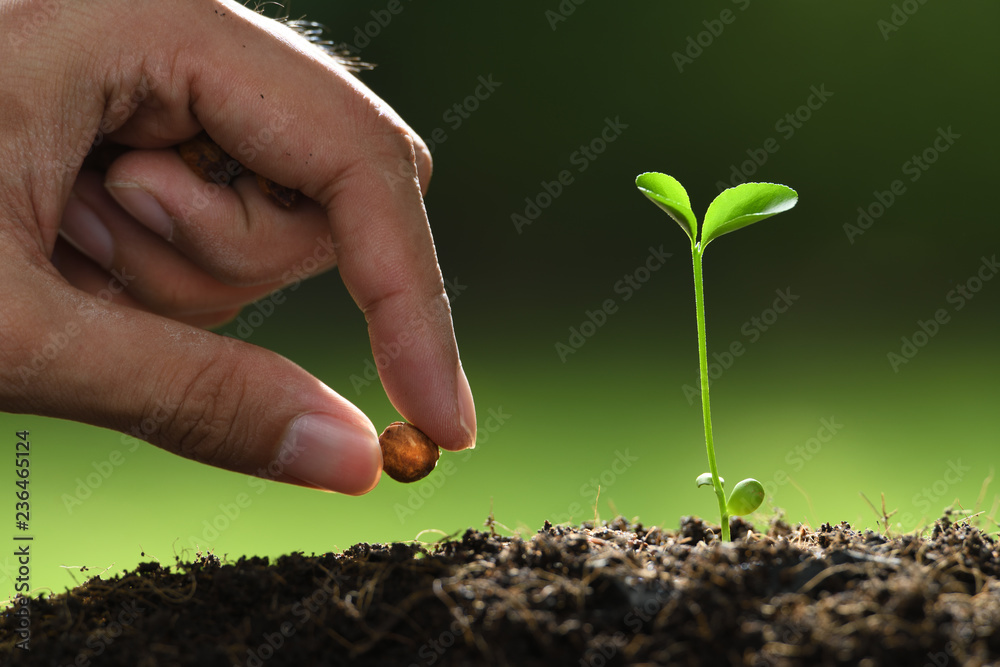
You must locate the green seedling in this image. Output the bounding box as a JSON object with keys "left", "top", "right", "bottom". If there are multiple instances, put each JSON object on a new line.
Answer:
{"left": 635, "top": 173, "right": 798, "bottom": 541}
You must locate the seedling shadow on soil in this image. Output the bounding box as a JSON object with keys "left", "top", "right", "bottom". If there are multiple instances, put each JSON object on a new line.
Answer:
{"left": 3, "top": 515, "right": 999, "bottom": 666}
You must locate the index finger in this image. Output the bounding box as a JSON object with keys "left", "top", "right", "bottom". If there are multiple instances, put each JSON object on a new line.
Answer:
{"left": 121, "top": 0, "right": 476, "bottom": 450}
{"left": 328, "top": 139, "right": 477, "bottom": 453}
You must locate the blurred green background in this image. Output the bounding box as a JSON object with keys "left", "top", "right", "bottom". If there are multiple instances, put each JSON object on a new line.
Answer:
{"left": 3, "top": 1, "right": 999, "bottom": 601}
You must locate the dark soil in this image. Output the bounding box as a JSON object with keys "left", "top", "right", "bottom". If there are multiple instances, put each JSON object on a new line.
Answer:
{"left": 3, "top": 515, "right": 999, "bottom": 666}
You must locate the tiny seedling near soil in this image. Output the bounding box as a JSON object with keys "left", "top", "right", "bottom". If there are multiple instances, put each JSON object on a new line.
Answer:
{"left": 636, "top": 173, "right": 798, "bottom": 541}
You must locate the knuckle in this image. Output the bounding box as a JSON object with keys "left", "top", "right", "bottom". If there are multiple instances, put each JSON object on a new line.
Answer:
{"left": 412, "top": 134, "right": 433, "bottom": 186}
{"left": 376, "top": 123, "right": 421, "bottom": 171}
{"left": 404, "top": 287, "right": 452, "bottom": 332}
{"left": 158, "top": 354, "right": 252, "bottom": 469}
{"left": 350, "top": 96, "right": 423, "bottom": 165}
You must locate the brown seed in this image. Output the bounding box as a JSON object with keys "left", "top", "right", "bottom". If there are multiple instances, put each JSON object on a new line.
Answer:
{"left": 255, "top": 173, "right": 299, "bottom": 209}
{"left": 177, "top": 132, "right": 240, "bottom": 182}
{"left": 378, "top": 421, "right": 440, "bottom": 483}
{"left": 177, "top": 132, "right": 300, "bottom": 208}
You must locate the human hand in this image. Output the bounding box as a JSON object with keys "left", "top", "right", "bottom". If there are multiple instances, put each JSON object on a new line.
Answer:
{"left": 0, "top": 0, "right": 476, "bottom": 494}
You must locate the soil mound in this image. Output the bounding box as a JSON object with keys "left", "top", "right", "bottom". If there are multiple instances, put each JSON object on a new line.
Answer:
{"left": 2, "top": 516, "right": 998, "bottom": 666}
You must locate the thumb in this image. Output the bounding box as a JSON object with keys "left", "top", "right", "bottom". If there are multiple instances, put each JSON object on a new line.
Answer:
{"left": 4, "top": 266, "right": 382, "bottom": 495}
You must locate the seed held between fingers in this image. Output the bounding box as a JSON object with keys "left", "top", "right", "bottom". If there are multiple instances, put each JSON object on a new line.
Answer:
{"left": 378, "top": 421, "right": 440, "bottom": 483}
{"left": 177, "top": 132, "right": 299, "bottom": 208}
{"left": 177, "top": 132, "right": 231, "bottom": 181}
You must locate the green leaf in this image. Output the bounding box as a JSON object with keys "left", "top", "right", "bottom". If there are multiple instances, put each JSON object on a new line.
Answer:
{"left": 701, "top": 182, "right": 798, "bottom": 249}
{"left": 726, "top": 478, "right": 765, "bottom": 516}
{"left": 635, "top": 172, "right": 698, "bottom": 243}
{"left": 696, "top": 472, "right": 724, "bottom": 488}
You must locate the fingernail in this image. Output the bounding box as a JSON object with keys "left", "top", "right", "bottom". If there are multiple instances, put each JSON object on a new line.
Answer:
{"left": 61, "top": 194, "right": 114, "bottom": 269}
{"left": 105, "top": 183, "right": 174, "bottom": 241}
{"left": 456, "top": 365, "right": 477, "bottom": 449}
{"left": 278, "top": 413, "right": 381, "bottom": 495}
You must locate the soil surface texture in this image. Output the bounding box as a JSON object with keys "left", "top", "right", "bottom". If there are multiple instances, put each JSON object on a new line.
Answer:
{"left": 2, "top": 515, "right": 998, "bottom": 666}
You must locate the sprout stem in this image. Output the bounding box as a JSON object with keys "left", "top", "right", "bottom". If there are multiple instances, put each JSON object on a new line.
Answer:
{"left": 692, "top": 242, "right": 730, "bottom": 541}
